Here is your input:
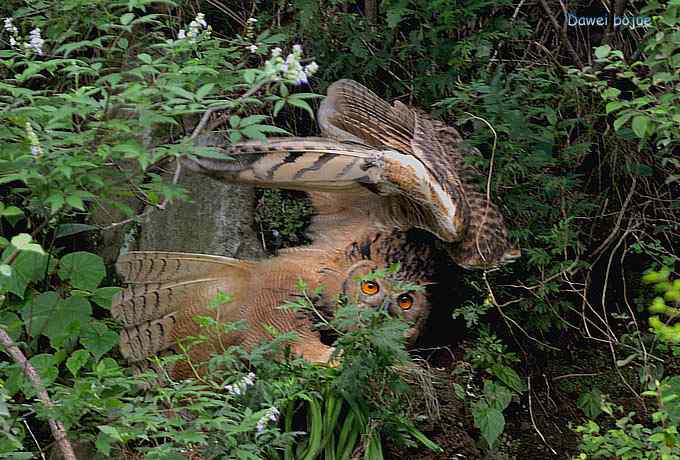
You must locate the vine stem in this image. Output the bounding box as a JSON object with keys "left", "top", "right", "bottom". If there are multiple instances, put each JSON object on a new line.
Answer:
{"left": 0, "top": 327, "right": 77, "bottom": 460}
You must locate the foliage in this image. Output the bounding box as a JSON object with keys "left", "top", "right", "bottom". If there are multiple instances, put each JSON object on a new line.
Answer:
{"left": 582, "top": 1, "right": 680, "bottom": 179}
{"left": 575, "top": 268, "right": 680, "bottom": 458}
{"left": 0, "top": 0, "right": 326, "bottom": 456}
{"left": 255, "top": 189, "right": 313, "bottom": 250}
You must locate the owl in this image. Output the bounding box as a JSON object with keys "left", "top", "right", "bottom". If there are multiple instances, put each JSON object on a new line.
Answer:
{"left": 112, "top": 79, "right": 519, "bottom": 379}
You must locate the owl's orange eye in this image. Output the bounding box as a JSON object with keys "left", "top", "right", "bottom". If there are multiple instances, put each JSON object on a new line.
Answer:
{"left": 361, "top": 280, "right": 380, "bottom": 295}
{"left": 397, "top": 294, "right": 414, "bottom": 310}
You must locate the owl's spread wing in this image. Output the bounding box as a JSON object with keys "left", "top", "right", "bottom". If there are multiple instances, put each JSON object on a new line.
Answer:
{"left": 183, "top": 137, "right": 467, "bottom": 243}
{"left": 184, "top": 79, "right": 518, "bottom": 269}
{"left": 318, "top": 79, "right": 519, "bottom": 269}
{"left": 112, "top": 251, "right": 254, "bottom": 363}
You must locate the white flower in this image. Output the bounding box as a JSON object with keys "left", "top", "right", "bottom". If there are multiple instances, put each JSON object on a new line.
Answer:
{"left": 294, "top": 70, "right": 308, "bottom": 85}
{"left": 256, "top": 407, "right": 280, "bottom": 434}
{"left": 25, "top": 122, "right": 42, "bottom": 157}
{"left": 304, "top": 62, "right": 319, "bottom": 76}
{"left": 195, "top": 13, "right": 207, "bottom": 28}
{"left": 28, "top": 27, "right": 44, "bottom": 55}
{"left": 292, "top": 44, "right": 302, "bottom": 55}
{"left": 224, "top": 371, "right": 256, "bottom": 396}
{"left": 271, "top": 47, "right": 282, "bottom": 58}
{"left": 3, "top": 17, "right": 18, "bottom": 34}
{"left": 247, "top": 17, "right": 258, "bottom": 23}
{"left": 9, "top": 36, "right": 16, "bottom": 47}
{"left": 177, "top": 29, "right": 186, "bottom": 39}
{"left": 249, "top": 44, "right": 258, "bottom": 53}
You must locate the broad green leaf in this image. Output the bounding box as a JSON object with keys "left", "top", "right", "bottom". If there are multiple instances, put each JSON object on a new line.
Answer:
{"left": 594, "top": 45, "right": 611, "bottom": 59}
{"left": 483, "top": 379, "right": 513, "bottom": 411}
{"left": 1, "top": 206, "right": 24, "bottom": 218}
{"left": 577, "top": 389, "right": 603, "bottom": 418}
{"left": 66, "top": 194, "right": 85, "bottom": 211}
{"left": 473, "top": 403, "right": 504, "bottom": 448}
{"left": 22, "top": 294, "right": 92, "bottom": 344}
{"left": 601, "top": 87, "right": 621, "bottom": 99}
{"left": 98, "top": 425, "right": 124, "bottom": 442}
{"left": 0, "top": 311, "right": 22, "bottom": 341}
{"left": 240, "top": 125, "right": 268, "bottom": 141}
{"left": 606, "top": 101, "right": 624, "bottom": 114}
{"left": 46, "top": 193, "right": 65, "bottom": 213}
{"left": 120, "top": 13, "right": 135, "bottom": 25}
{"left": 58, "top": 251, "right": 106, "bottom": 290}
{"left": 490, "top": 364, "right": 526, "bottom": 393}
{"left": 55, "top": 223, "right": 97, "bottom": 239}
{"left": 91, "top": 287, "right": 122, "bottom": 309}
{"left": 80, "top": 321, "right": 118, "bottom": 361}
{"left": 24, "top": 354, "right": 58, "bottom": 397}
{"left": 1, "top": 251, "right": 52, "bottom": 297}
{"left": 66, "top": 349, "right": 90, "bottom": 377}
{"left": 631, "top": 115, "right": 650, "bottom": 138}
{"left": 10, "top": 234, "right": 44, "bottom": 254}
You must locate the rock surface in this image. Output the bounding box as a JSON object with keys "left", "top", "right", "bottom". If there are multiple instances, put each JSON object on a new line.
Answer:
{"left": 136, "top": 169, "right": 264, "bottom": 259}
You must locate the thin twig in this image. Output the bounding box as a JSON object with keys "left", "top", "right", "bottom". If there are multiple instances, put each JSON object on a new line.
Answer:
{"left": 538, "top": 0, "right": 583, "bottom": 68}
{"left": 527, "top": 376, "right": 558, "bottom": 455}
{"left": 0, "top": 327, "right": 77, "bottom": 460}
{"left": 190, "top": 79, "right": 270, "bottom": 140}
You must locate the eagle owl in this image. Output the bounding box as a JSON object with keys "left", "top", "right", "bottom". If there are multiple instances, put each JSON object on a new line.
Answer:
{"left": 112, "top": 79, "right": 518, "bottom": 379}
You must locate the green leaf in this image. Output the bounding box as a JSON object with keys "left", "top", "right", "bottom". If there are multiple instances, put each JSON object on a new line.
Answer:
{"left": 55, "top": 223, "right": 97, "bottom": 239}
{"left": 24, "top": 354, "right": 58, "bottom": 397}
{"left": 473, "top": 403, "right": 505, "bottom": 448}
{"left": 240, "top": 115, "right": 269, "bottom": 127}
{"left": 594, "top": 45, "right": 611, "bottom": 59}
{"left": 453, "top": 383, "right": 466, "bottom": 400}
{"left": 66, "top": 349, "right": 90, "bottom": 377}
{"left": 0, "top": 264, "right": 11, "bottom": 277}
{"left": 286, "top": 97, "right": 315, "bottom": 117}
{"left": 46, "top": 193, "right": 65, "bottom": 213}
{"left": 137, "top": 53, "right": 152, "bottom": 64}
{"left": 0, "top": 251, "right": 51, "bottom": 297}
{"left": 577, "top": 389, "right": 603, "bottom": 418}
{"left": 273, "top": 99, "right": 285, "bottom": 117}
{"left": 21, "top": 291, "right": 59, "bottom": 337}
{"left": 120, "top": 13, "right": 135, "bottom": 25}
{"left": 483, "top": 380, "right": 513, "bottom": 411}
{"left": 58, "top": 252, "right": 106, "bottom": 290}
{"left": 490, "top": 364, "right": 526, "bottom": 393}
{"left": 10, "top": 234, "right": 44, "bottom": 254}
{"left": 1, "top": 206, "right": 24, "bottom": 218}
{"left": 606, "top": 101, "right": 624, "bottom": 114}
{"left": 22, "top": 294, "right": 92, "bottom": 345}
{"left": 631, "top": 115, "right": 650, "bottom": 138}
{"left": 240, "top": 125, "right": 268, "bottom": 141}
{"left": 601, "top": 87, "right": 621, "bottom": 99}
{"left": 0, "top": 312, "right": 23, "bottom": 341}
{"left": 195, "top": 83, "right": 215, "bottom": 100}
{"left": 80, "top": 322, "right": 118, "bottom": 361}
{"left": 91, "top": 287, "right": 122, "bottom": 309}
{"left": 65, "top": 194, "right": 85, "bottom": 211}
{"left": 98, "top": 425, "right": 124, "bottom": 443}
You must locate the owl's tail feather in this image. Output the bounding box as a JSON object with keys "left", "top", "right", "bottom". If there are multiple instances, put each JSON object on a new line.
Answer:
{"left": 112, "top": 251, "right": 254, "bottom": 363}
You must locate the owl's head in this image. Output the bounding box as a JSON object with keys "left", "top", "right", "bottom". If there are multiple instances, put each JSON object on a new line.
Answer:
{"left": 341, "top": 260, "right": 431, "bottom": 345}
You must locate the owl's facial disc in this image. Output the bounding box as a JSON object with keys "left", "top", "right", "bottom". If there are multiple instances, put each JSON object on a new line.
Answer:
{"left": 343, "top": 260, "right": 430, "bottom": 345}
